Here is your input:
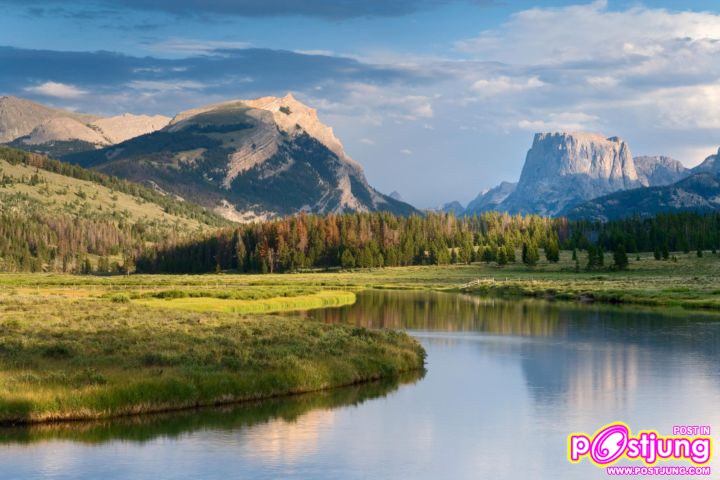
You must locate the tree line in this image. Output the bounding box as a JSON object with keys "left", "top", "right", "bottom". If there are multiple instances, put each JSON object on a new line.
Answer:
{"left": 134, "top": 211, "right": 720, "bottom": 274}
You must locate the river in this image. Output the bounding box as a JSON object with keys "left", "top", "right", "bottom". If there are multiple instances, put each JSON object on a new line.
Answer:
{"left": 2, "top": 290, "right": 719, "bottom": 479}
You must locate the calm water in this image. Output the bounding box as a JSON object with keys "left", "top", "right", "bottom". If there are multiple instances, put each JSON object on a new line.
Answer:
{"left": 2, "top": 291, "right": 720, "bottom": 479}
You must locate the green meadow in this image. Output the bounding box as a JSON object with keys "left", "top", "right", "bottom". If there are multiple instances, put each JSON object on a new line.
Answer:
{"left": 1, "top": 249, "right": 719, "bottom": 424}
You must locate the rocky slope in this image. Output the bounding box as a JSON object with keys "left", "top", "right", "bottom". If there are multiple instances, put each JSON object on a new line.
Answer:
{"left": 691, "top": 148, "right": 720, "bottom": 175}
{"left": 91, "top": 114, "right": 171, "bottom": 144}
{"left": 65, "top": 94, "right": 416, "bottom": 220}
{"left": 0, "top": 96, "right": 98, "bottom": 143}
{"left": 565, "top": 171, "right": 720, "bottom": 221}
{"left": 499, "top": 132, "right": 641, "bottom": 216}
{"left": 0, "top": 96, "right": 170, "bottom": 156}
{"left": 634, "top": 155, "right": 689, "bottom": 186}
{"left": 464, "top": 181, "right": 516, "bottom": 215}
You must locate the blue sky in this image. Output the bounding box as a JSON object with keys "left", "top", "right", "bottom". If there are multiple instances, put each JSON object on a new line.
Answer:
{"left": 2, "top": 0, "right": 720, "bottom": 207}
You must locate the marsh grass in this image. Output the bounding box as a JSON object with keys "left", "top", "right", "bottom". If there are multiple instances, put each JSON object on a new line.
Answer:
{"left": 0, "top": 296, "right": 424, "bottom": 424}
{"left": 134, "top": 290, "right": 357, "bottom": 314}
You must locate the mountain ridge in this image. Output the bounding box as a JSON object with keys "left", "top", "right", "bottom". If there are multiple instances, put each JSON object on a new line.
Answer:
{"left": 61, "top": 94, "right": 416, "bottom": 221}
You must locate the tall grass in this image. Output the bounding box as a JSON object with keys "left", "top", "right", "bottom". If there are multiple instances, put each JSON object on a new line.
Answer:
{"left": 0, "top": 296, "right": 424, "bottom": 424}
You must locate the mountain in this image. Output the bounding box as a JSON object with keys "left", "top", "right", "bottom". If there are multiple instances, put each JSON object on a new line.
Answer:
{"left": 65, "top": 94, "right": 417, "bottom": 221}
{"left": 0, "top": 95, "right": 98, "bottom": 143}
{"left": 691, "top": 148, "right": 720, "bottom": 175}
{"left": 499, "top": 132, "right": 642, "bottom": 216}
{"left": 0, "top": 96, "right": 170, "bottom": 157}
{"left": 389, "top": 190, "right": 404, "bottom": 201}
{"left": 440, "top": 201, "right": 465, "bottom": 215}
{"left": 565, "top": 171, "right": 720, "bottom": 221}
{"left": 464, "top": 181, "right": 516, "bottom": 215}
{"left": 634, "top": 155, "right": 689, "bottom": 186}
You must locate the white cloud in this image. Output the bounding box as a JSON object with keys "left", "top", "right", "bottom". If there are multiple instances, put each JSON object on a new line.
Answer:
{"left": 517, "top": 112, "right": 600, "bottom": 132}
{"left": 25, "top": 81, "right": 87, "bottom": 99}
{"left": 359, "top": 138, "right": 376, "bottom": 145}
{"left": 148, "top": 38, "right": 253, "bottom": 55}
{"left": 586, "top": 76, "right": 618, "bottom": 88}
{"left": 446, "top": 0, "right": 720, "bottom": 172}
{"left": 471, "top": 76, "right": 544, "bottom": 97}
{"left": 456, "top": 1, "right": 720, "bottom": 65}
{"left": 309, "top": 82, "right": 435, "bottom": 124}
{"left": 400, "top": 148, "right": 413, "bottom": 155}
{"left": 127, "top": 80, "right": 207, "bottom": 93}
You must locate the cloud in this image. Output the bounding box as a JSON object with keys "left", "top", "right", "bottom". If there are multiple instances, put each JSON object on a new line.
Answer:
{"left": 148, "top": 39, "right": 253, "bottom": 55}
{"left": 2, "top": 0, "right": 495, "bottom": 19}
{"left": 517, "top": 112, "right": 600, "bottom": 132}
{"left": 24, "top": 81, "right": 87, "bottom": 98}
{"left": 452, "top": 1, "right": 720, "bottom": 141}
{"left": 0, "top": 46, "right": 421, "bottom": 115}
{"left": 400, "top": 148, "right": 413, "bottom": 155}
{"left": 471, "top": 75, "right": 544, "bottom": 97}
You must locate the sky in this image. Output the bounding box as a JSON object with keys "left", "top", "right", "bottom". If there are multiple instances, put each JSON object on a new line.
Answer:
{"left": 2, "top": 0, "right": 720, "bottom": 208}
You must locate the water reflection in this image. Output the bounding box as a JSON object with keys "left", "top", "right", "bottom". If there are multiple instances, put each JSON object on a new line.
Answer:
{"left": 3, "top": 291, "right": 720, "bottom": 479}
{"left": 0, "top": 374, "right": 422, "bottom": 445}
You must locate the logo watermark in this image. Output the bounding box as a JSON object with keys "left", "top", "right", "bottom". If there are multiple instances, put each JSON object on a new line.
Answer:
{"left": 568, "top": 422, "right": 713, "bottom": 476}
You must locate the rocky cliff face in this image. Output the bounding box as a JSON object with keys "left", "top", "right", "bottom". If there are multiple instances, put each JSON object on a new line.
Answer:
{"left": 634, "top": 155, "right": 689, "bottom": 186}
{"left": 66, "top": 94, "right": 417, "bottom": 220}
{"left": 500, "top": 132, "right": 641, "bottom": 215}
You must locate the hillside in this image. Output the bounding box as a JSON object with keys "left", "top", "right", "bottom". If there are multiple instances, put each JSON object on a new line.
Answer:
{"left": 0, "top": 146, "right": 228, "bottom": 272}
{"left": 66, "top": 94, "right": 417, "bottom": 220}
{"left": 564, "top": 172, "right": 720, "bottom": 220}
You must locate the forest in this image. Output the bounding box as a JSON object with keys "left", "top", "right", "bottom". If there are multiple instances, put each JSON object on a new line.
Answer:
{"left": 134, "top": 211, "right": 720, "bottom": 274}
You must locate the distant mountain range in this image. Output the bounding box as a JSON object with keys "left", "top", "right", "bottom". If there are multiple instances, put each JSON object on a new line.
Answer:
{"left": 452, "top": 132, "right": 720, "bottom": 220}
{"left": 1, "top": 95, "right": 416, "bottom": 221}
{"left": 565, "top": 148, "right": 720, "bottom": 220}
{"left": 4, "top": 94, "right": 718, "bottom": 222}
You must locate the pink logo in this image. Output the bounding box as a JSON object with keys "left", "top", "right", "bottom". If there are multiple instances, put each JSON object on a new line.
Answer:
{"left": 568, "top": 423, "right": 712, "bottom": 467}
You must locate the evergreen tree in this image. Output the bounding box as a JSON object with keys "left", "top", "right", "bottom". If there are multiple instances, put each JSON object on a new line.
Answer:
{"left": 522, "top": 242, "right": 539, "bottom": 267}
{"left": 497, "top": 248, "right": 507, "bottom": 266}
{"left": 613, "top": 244, "right": 629, "bottom": 270}
{"left": 340, "top": 249, "right": 356, "bottom": 269}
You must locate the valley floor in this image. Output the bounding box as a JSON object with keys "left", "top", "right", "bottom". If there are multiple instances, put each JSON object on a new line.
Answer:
{"left": 1, "top": 249, "right": 718, "bottom": 424}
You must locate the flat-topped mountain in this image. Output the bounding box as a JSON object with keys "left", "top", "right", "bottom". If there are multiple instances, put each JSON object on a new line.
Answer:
{"left": 500, "top": 132, "right": 641, "bottom": 216}
{"left": 462, "top": 133, "right": 700, "bottom": 218}
{"left": 66, "top": 94, "right": 416, "bottom": 221}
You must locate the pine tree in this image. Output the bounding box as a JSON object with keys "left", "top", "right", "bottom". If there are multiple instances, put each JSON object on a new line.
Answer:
{"left": 613, "top": 244, "right": 629, "bottom": 270}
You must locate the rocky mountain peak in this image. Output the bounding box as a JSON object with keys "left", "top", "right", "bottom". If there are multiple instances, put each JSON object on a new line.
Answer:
{"left": 499, "top": 131, "right": 642, "bottom": 215}
{"left": 634, "top": 155, "right": 688, "bottom": 186}
{"left": 243, "top": 93, "right": 358, "bottom": 169}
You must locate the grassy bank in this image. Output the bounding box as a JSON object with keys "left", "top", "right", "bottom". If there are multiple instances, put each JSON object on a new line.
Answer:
{"left": 0, "top": 295, "right": 424, "bottom": 425}
{"left": 133, "top": 290, "right": 357, "bottom": 314}
{"left": 1, "top": 250, "right": 718, "bottom": 423}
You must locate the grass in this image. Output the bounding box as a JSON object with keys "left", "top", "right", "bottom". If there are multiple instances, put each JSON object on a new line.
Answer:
{"left": 0, "top": 158, "right": 211, "bottom": 232}
{"left": 1, "top": 249, "right": 718, "bottom": 424}
{"left": 0, "top": 295, "right": 424, "bottom": 424}
{"left": 134, "top": 290, "right": 357, "bottom": 314}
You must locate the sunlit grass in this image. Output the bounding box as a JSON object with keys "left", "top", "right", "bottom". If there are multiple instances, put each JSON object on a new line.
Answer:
{"left": 0, "top": 293, "right": 423, "bottom": 424}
